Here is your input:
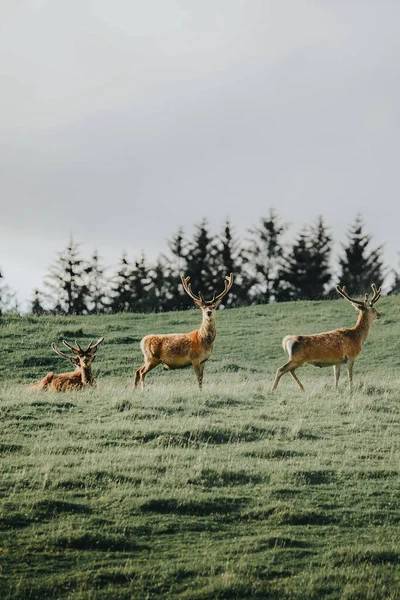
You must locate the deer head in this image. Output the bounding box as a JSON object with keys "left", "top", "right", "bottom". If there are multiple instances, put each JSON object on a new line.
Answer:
{"left": 336, "top": 284, "right": 382, "bottom": 320}
{"left": 51, "top": 338, "right": 105, "bottom": 368}
{"left": 181, "top": 274, "right": 234, "bottom": 320}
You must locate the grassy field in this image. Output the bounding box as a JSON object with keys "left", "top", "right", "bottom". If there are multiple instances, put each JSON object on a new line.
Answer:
{"left": 1, "top": 297, "right": 400, "bottom": 599}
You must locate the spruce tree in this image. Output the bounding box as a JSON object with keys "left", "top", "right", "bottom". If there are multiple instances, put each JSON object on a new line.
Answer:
{"left": 86, "top": 250, "right": 109, "bottom": 314}
{"left": 275, "top": 229, "right": 312, "bottom": 301}
{"left": 388, "top": 254, "right": 400, "bottom": 295}
{"left": 246, "top": 209, "right": 287, "bottom": 303}
{"left": 43, "top": 236, "right": 90, "bottom": 314}
{"left": 162, "top": 227, "right": 189, "bottom": 308}
{"left": 109, "top": 253, "right": 133, "bottom": 313}
{"left": 275, "top": 218, "right": 332, "bottom": 301}
{"left": 30, "top": 289, "right": 47, "bottom": 315}
{"left": 129, "top": 254, "right": 152, "bottom": 312}
{"left": 213, "top": 220, "right": 250, "bottom": 307}
{"left": 0, "top": 268, "right": 15, "bottom": 315}
{"left": 183, "top": 220, "right": 216, "bottom": 305}
{"left": 166, "top": 227, "right": 187, "bottom": 275}
{"left": 148, "top": 258, "right": 177, "bottom": 312}
{"left": 338, "top": 215, "right": 385, "bottom": 294}
{"left": 306, "top": 216, "right": 332, "bottom": 299}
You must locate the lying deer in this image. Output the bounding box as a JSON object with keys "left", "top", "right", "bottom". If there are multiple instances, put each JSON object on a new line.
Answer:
{"left": 29, "top": 338, "right": 104, "bottom": 391}
{"left": 272, "top": 284, "right": 381, "bottom": 392}
{"left": 134, "top": 274, "right": 233, "bottom": 389}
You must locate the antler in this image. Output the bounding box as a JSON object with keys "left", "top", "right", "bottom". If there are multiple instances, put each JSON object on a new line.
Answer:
{"left": 214, "top": 273, "right": 234, "bottom": 303}
{"left": 335, "top": 285, "right": 365, "bottom": 308}
{"left": 336, "top": 284, "right": 382, "bottom": 308}
{"left": 181, "top": 275, "right": 203, "bottom": 303}
{"left": 62, "top": 340, "right": 81, "bottom": 355}
{"left": 87, "top": 337, "right": 105, "bottom": 353}
{"left": 370, "top": 283, "right": 382, "bottom": 305}
{"left": 51, "top": 343, "right": 77, "bottom": 361}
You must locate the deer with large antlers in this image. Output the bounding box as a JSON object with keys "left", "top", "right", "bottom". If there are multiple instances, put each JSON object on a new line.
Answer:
{"left": 134, "top": 274, "right": 233, "bottom": 390}
{"left": 272, "top": 284, "right": 382, "bottom": 392}
{"left": 29, "top": 338, "right": 104, "bottom": 391}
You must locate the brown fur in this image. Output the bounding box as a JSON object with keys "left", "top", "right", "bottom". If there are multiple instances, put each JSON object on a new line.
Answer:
{"left": 134, "top": 274, "right": 233, "bottom": 389}
{"left": 272, "top": 284, "right": 382, "bottom": 392}
{"left": 29, "top": 338, "right": 104, "bottom": 392}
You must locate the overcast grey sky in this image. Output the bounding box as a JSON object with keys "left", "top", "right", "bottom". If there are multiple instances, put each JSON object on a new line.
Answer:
{"left": 1, "top": 0, "right": 399, "bottom": 308}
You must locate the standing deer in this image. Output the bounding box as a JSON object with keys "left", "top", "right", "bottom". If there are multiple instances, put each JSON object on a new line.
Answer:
{"left": 272, "top": 284, "right": 382, "bottom": 392}
{"left": 134, "top": 274, "right": 233, "bottom": 389}
{"left": 29, "top": 338, "right": 104, "bottom": 391}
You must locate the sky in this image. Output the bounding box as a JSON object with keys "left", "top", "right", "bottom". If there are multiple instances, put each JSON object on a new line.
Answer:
{"left": 1, "top": 0, "right": 400, "bottom": 309}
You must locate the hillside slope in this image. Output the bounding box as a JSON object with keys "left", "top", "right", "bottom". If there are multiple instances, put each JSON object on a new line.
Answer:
{"left": 1, "top": 295, "right": 399, "bottom": 386}
{"left": 1, "top": 297, "right": 399, "bottom": 599}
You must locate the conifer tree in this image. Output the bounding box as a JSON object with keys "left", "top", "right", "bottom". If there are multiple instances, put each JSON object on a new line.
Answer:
{"left": 0, "top": 268, "right": 15, "bottom": 315}
{"left": 147, "top": 258, "right": 177, "bottom": 312}
{"left": 129, "top": 254, "right": 152, "bottom": 312}
{"left": 109, "top": 253, "right": 133, "bottom": 313}
{"left": 163, "top": 227, "right": 189, "bottom": 308}
{"left": 338, "top": 215, "right": 385, "bottom": 294}
{"left": 86, "top": 250, "right": 109, "bottom": 314}
{"left": 306, "top": 216, "right": 332, "bottom": 299}
{"left": 43, "top": 236, "right": 90, "bottom": 314}
{"left": 388, "top": 254, "right": 400, "bottom": 295}
{"left": 213, "top": 220, "right": 250, "bottom": 306}
{"left": 183, "top": 220, "right": 216, "bottom": 305}
{"left": 246, "top": 209, "right": 287, "bottom": 303}
{"left": 167, "top": 227, "right": 187, "bottom": 275}
{"left": 275, "top": 217, "right": 332, "bottom": 301}
{"left": 275, "top": 229, "right": 312, "bottom": 302}
{"left": 30, "top": 289, "right": 47, "bottom": 315}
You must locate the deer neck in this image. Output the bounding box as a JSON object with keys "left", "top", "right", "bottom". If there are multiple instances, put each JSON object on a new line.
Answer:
{"left": 79, "top": 365, "right": 94, "bottom": 385}
{"left": 199, "top": 314, "right": 216, "bottom": 346}
{"left": 352, "top": 310, "right": 373, "bottom": 344}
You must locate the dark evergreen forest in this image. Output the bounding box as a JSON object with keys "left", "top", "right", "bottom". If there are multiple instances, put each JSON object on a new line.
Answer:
{"left": 1, "top": 212, "right": 399, "bottom": 315}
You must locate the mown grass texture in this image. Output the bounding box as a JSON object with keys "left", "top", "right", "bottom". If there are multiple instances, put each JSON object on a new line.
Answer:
{"left": 1, "top": 297, "right": 400, "bottom": 599}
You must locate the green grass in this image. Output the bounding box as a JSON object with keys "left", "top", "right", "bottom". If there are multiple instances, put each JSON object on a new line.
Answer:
{"left": 1, "top": 298, "right": 400, "bottom": 599}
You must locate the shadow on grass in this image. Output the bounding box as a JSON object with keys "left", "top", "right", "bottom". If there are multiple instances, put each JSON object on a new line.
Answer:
{"left": 55, "top": 470, "right": 141, "bottom": 490}
{"left": 29, "top": 401, "right": 76, "bottom": 411}
{"left": 251, "top": 536, "right": 310, "bottom": 551}
{"left": 106, "top": 336, "right": 142, "bottom": 344}
{"left": 139, "top": 496, "right": 248, "bottom": 517}
{"left": 152, "top": 425, "right": 294, "bottom": 448}
{"left": 0, "top": 443, "right": 24, "bottom": 454}
{"left": 277, "top": 509, "right": 338, "bottom": 526}
{"left": 54, "top": 532, "right": 148, "bottom": 552}
{"left": 288, "top": 470, "right": 336, "bottom": 485}
{"left": 0, "top": 512, "right": 32, "bottom": 530}
{"left": 32, "top": 499, "right": 91, "bottom": 518}
{"left": 331, "top": 548, "right": 400, "bottom": 566}
{"left": 356, "top": 470, "right": 398, "bottom": 480}
{"left": 244, "top": 449, "right": 306, "bottom": 459}
{"left": 22, "top": 356, "right": 55, "bottom": 367}
{"left": 187, "top": 468, "right": 263, "bottom": 488}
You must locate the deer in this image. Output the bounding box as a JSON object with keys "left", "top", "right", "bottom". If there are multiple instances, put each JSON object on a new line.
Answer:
{"left": 134, "top": 274, "right": 233, "bottom": 390}
{"left": 272, "top": 284, "right": 382, "bottom": 392}
{"left": 29, "top": 338, "right": 104, "bottom": 391}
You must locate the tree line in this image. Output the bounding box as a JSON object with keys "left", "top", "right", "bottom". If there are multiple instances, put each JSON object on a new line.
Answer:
{"left": 1, "top": 212, "right": 399, "bottom": 315}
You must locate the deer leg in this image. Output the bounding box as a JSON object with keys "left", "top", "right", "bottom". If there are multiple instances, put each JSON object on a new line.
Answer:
{"left": 192, "top": 360, "right": 204, "bottom": 390}
{"left": 134, "top": 368, "right": 142, "bottom": 388}
{"left": 135, "top": 359, "right": 160, "bottom": 389}
{"left": 333, "top": 364, "right": 341, "bottom": 390}
{"left": 347, "top": 358, "right": 354, "bottom": 392}
{"left": 289, "top": 370, "right": 305, "bottom": 391}
{"left": 272, "top": 360, "right": 302, "bottom": 391}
